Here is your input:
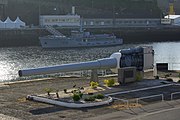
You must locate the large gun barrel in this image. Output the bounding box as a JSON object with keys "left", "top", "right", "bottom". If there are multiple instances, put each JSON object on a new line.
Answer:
{"left": 18, "top": 58, "right": 117, "bottom": 77}
{"left": 19, "top": 46, "right": 154, "bottom": 77}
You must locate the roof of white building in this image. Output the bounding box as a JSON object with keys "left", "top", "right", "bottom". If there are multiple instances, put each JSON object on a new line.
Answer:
{"left": 4, "top": 17, "right": 14, "bottom": 23}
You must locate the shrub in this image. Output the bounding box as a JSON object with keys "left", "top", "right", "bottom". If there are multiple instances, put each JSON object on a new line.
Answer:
{"left": 104, "top": 79, "right": 115, "bottom": 87}
{"left": 43, "top": 88, "right": 53, "bottom": 96}
{"left": 136, "top": 72, "right": 143, "bottom": 81}
{"left": 64, "top": 89, "right": 67, "bottom": 94}
{"left": 72, "top": 88, "right": 83, "bottom": 101}
{"left": 178, "top": 80, "right": 180, "bottom": 83}
{"left": 88, "top": 92, "right": 94, "bottom": 95}
{"left": 84, "top": 96, "right": 95, "bottom": 101}
{"left": 154, "top": 76, "right": 159, "bottom": 79}
{"left": 90, "top": 81, "right": 99, "bottom": 89}
{"left": 79, "top": 87, "right": 84, "bottom": 90}
{"left": 166, "top": 78, "right": 173, "bottom": 82}
{"left": 55, "top": 89, "right": 59, "bottom": 98}
{"left": 164, "top": 73, "right": 171, "bottom": 78}
{"left": 72, "top": 94, "right": 81, "bottom": 101}
{"left": 84, "top": 94, "right": 105, "bottom": 101}
{"left": 94, "top": 94, "right": 105, "bottom": 99}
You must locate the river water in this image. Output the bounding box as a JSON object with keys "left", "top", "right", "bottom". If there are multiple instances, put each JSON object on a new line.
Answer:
{"left": 0, "top": 42, "right": 180, "bottom": 82}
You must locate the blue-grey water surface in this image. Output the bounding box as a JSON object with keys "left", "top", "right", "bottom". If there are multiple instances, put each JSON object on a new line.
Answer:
{"left": 0, "top": 42, "right": 180, "bottom": 82}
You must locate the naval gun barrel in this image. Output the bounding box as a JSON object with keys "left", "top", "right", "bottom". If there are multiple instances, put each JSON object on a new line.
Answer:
{"left": 18, "top": 58, "right": 118, "bottom": 77}
{"left": 18, "top": 46, "right": 154, "bottom": 77}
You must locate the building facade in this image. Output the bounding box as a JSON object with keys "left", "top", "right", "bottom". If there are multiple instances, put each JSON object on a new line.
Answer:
{"left": 39, "top": 15, "right": 81, "bottom": 27}
{"left": 39, "top": 16, "right": 161, "bottom": 28}
{"left": 83, "top": 18, "right": 160, "bottom": 28}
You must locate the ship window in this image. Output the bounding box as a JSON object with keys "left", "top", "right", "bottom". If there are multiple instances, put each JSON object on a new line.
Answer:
{"left": 44, "top": 42, "right": 47, "bottom": 45}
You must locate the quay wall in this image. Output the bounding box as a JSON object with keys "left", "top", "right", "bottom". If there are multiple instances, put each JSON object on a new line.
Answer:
{"left": 0, "top": 27, "right": 180, "bottom": 47}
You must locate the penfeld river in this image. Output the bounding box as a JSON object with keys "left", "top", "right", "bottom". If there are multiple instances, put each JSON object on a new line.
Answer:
{"left": 0, "top": 42, "right": 180, "bottom": 82}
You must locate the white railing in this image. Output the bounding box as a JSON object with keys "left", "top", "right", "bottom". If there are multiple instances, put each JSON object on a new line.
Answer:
{"left": 136, "top": 94, "right": 164, "bottom": 104}
{"left": 171, "top": 92, "right": 180, "bottom": 100}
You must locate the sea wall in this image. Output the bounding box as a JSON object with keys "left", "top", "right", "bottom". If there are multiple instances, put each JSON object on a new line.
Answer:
{"left": 0, "top": 28, "right": 46, "bottom": 47}
{"left": 0, "top": 27, "right": 180, "bottom": 47}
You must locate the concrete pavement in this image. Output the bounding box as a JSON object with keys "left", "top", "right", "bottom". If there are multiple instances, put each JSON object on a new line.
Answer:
{"left": 85, "top": 99, "right": 180, "bottom": 120}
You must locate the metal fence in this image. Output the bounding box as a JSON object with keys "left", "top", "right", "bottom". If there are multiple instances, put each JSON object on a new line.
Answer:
{"left": 136, "top": 94, "right": 164, "bottom": 104}
{"left": 171, "top": 91, "right": 180, "bottom": 100}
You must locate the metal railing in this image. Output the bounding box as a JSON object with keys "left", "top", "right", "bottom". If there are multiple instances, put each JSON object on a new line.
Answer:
{"left": 136, "top": 94, "right": 164, "bottom": 104}
{"left": 171, "top": 92, "right": 180, "bottom": 100}
{"left": 112, "top": 94, "right": 164, "bottom": 109}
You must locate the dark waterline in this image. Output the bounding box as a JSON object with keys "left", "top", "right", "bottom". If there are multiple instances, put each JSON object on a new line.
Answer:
{"left": 0, "top": 42, "right": 180, "bottom": 82}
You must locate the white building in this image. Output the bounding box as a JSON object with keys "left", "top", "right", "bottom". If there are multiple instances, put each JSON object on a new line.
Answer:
{"left": 0, "top": 17, "right": 26, "bottom": 29}
{"left": 39, "top": 15, "right": 80, "bottom": 27}
{"left": 0, "top": 20, "right": 5, "bottom": 28}
{"left": 4, "top": 17, "right": 15, "bottom": 28}
{"left": 164, "top": 15, "right": 180, "bottom": 26}
{"left": 14, "top": 17, "right": 26, "bottom": 28}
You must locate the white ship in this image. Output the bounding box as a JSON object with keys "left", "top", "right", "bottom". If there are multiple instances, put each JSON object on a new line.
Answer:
{"left": 39, "top": 26, "right": 123, "bottom": 48}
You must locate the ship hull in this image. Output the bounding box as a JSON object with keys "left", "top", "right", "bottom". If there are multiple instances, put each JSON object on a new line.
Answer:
{"left": 39, "top": 36, "right": 123, "bottom": 48}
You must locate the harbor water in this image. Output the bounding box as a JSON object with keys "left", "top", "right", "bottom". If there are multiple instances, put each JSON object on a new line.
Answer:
{"left": 0, "top": 42, "right": 180, "bottom": 82}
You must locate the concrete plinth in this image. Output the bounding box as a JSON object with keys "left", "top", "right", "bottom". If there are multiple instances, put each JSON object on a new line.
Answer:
{"left": 118, "top": 67, "right": 136, "bottom": 84}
